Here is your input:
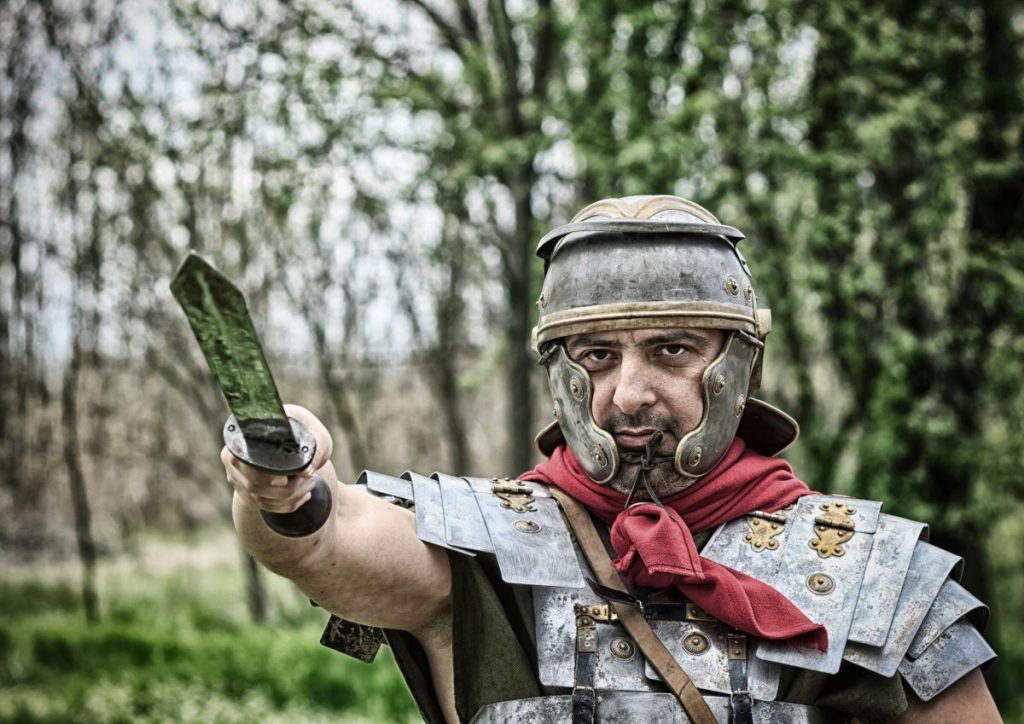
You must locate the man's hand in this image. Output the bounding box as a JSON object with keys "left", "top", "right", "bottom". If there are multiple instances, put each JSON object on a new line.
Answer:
{"left": 221, "top": 404, "right": 332, "bottom": 514}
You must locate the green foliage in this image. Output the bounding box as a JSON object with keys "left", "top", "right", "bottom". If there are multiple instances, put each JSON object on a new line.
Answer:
{"left": 0, "top": 535, "right": 418, "bottom": 724}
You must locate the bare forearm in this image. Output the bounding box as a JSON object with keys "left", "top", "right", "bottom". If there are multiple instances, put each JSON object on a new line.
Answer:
{"left": 232, "top": 464, "right": 451, "bottom": 633}
{"left": 230, "top": 462, "right": 345, "bottom": 576}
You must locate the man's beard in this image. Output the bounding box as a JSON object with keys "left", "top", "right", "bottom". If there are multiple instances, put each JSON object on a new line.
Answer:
{"left": 600, "top": 412, "right": 696, "bottom": 498}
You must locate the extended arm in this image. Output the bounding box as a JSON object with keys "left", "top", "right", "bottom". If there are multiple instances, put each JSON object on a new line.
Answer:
{"left": 223, "top": 405, "right": 452, "bottom": 634}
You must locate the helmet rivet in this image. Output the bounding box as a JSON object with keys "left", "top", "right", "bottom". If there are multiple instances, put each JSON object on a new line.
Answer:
{"left": 553, "top": 404, "right": 561, "bottom": 422}
{"left": 725, "top": 275, "right": 740, "bottom": 296}
{"left": 536, "top": 293, "right": 546, "bottom": 309}
{"left": 743, "top": 282, "right": 753, "bottom": 302}
{"left": 592, "top": 445, "right": 607, "bottom": 467}
{"left": 569, "top": 376, "right": 585, "bottom": 401}
{"left": 713, "top": 373, "right": 726, "bottom": 395}
{"left": 687, "top": 446, "right": 703, "bottom": 468}
{"left": 735, "top": 395, "right": 746, "bottom": 417}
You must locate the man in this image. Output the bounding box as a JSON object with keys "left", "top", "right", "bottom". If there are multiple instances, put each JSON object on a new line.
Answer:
{"left": 223, "top": 196, "right": 1000, "bottom": 723}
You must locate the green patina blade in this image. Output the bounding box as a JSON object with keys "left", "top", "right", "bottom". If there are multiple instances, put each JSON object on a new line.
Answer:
{"left": 170, "top": 252, "right": 292, "bottom": 443}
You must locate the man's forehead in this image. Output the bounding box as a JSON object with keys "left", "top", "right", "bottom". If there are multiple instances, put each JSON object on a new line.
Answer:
{"left": 565, "top": 327, "right": 722, "bottom": 348}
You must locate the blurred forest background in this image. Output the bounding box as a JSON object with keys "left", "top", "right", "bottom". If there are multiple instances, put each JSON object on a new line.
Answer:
{"left": 1, "top": 0, "right": 1022, "bottom": 721}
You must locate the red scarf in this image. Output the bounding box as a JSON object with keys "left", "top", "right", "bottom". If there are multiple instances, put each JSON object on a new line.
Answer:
{"left": 521, "top": 439, "right": 827, "bottom": 651}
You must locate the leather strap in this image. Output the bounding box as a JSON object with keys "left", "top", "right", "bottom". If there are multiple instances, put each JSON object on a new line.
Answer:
{"left": 549, "top": 488, "right": 718, "bottom": 724}
{"left": 573, "top": 604, "right": 598, "bottom": 724}
{"left": 727, "top": 633, "right": 754, "bottom": 724}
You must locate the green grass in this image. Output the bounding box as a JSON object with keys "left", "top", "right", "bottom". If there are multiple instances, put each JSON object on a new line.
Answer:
{"left": 0, "top": 529, "right": 419, "bottom": 723}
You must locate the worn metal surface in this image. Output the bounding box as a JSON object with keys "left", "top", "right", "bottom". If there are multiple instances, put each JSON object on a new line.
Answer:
{"left": 171, "top": 252, "right": 315, "bottom": 473}
{"left": 319, "top": 614, "right": 383, "bottom": 663}
{"left": 544, "top": 345, "right": 617, "bottom": 483}
{"left": 535, "top": 227, "right": 758, "bottom": 343}
{"left": 674, "top": 332, "right": 761, "bottom": 480}
{"left": 906, "top": 579, "right": 987, "bottom": 659}
{"left": 848, "top": 515, "right": 926, "bottom": 646}
{"left": 703, "top": 509, "right": 792, "bottom": 582}
{"left": 756, "top": 496, "right": 882, "bottom": 674}
{"left": 407, "top": 471, "right": 468, "bottom": 552}
{"left": 899, "top": 620, "right": 996, "bottom": 702}
{"left": 843, "top": 541, "right": 961, "bottom": 677}
{"left": 471, "top": 692, "right": 836, "bottom": 724}
{"left": 171, "top": 253, "right": 289, "bottom": 432}
{"left": 535, "top": 581, "right": 780, "bottom": 699}
{"left": 475, "top": 482, "right": 584, "bottom": 588}
{"left": 358, "top": 470, "right": 413, "bottom": 501}
{"left": 645, "top": 622, "right": 781, "bottom": 701}
{"left": 431, "top": 473, "right": 493, "bottom": 553}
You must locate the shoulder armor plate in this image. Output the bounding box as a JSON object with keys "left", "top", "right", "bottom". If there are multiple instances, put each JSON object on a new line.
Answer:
{"left": 847, "top": 515, "right": 927, "bottom": 646}
{"left": 358, "top": 469, "right": 413, "bottom": 501}
{"left": 843, "top": 540, "right": 962, "bottom": 677}
{"left": 898, "top": 620, "right": 996, "bottom": 701}
{"left": 703, "top": 494, "right": 883, "bottom": 674}
{"left": 365, "top": 469, "right": 585, "bottom": 588}
{"left": 907, "top": 578, "right": 987, "bottom": 659}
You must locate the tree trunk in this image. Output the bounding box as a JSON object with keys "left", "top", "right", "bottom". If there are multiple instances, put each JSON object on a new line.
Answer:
{"left": 505, "top": 173, "right": 536, "bottom": 475}
{"left": 61, "top": 337, "right": 99, "bottom": 623}
{"left": 433, "top": 228, "right": 471, "bottom": 472}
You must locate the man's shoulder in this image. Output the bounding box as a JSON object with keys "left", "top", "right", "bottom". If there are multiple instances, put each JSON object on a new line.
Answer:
{"left": 358, "top": 470, "right": 586, "bottom": 588}
{"left": 705, "top": 492, "right": 995, "bottom": 701}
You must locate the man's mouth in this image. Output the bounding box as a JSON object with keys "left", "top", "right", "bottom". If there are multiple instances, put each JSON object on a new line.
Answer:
{"left": 612, "top": 428, "right": 662, "bottom": 449}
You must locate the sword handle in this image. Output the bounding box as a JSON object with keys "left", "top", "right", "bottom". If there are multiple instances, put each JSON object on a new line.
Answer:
{"left": 260, "top": 473, "right": 333, "bottom": 538}
{"left": 223, "top": 415, "right": 334, "bottom": 537}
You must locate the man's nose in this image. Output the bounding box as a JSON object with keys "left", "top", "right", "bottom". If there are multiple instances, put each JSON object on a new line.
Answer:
{"left": 611, "top": 354, "right": 657, "bottom": 415}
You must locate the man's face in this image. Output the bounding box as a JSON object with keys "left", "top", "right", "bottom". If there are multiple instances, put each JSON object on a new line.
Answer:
{"left": 565, "top": 327, "right": 725, "bottom": 495}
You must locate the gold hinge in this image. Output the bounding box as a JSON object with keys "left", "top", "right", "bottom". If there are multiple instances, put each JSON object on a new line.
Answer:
{"left": 490, "top": 478, "right": 536, "bottom": 513}
{"left": 744, "top": 517, "right": 785, "bottom": 552}
{"left": 810, "top": 502, "right": 857, "bottom": 558}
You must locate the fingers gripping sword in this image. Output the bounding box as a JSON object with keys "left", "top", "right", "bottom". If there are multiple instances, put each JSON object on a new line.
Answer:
{"left": 170, "top": 252, "right": 332, "bottom": 537}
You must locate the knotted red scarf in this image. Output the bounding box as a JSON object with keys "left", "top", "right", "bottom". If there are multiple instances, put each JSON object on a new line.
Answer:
{"left": 521, "top": 439, "right": 828, "bottom": 651}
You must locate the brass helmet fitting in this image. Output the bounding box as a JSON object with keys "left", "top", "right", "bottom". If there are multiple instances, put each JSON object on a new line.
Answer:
{"left": 533, "top": 195, "right": 797, "bottom": 484}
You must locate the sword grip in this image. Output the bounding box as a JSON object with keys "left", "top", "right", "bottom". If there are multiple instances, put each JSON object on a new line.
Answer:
{"left": 223, "top": 415, "right": 334, "bottom": 538}
{"left": 260, "top": 473, "right": 333, "bottom": 538}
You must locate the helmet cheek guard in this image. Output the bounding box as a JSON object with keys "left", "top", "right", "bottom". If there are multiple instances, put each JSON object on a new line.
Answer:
{"left": 675, "top": 331, "right": 762, "bottom": 479}
{"left": 543, "top": 345, "right": 618, "bottom": 483}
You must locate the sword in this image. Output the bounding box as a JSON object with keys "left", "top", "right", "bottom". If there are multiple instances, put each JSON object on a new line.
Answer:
{"left": 170, "top": 251, "right": 332, "bottom": 537}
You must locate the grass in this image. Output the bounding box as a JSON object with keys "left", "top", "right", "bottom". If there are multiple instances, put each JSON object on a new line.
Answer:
{"left": 0, "top": 528, "right": 420, "bottom": 723}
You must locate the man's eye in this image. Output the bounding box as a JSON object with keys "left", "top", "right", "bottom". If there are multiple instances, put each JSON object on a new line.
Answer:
{"left": 660, "top": 344, "right": 688, "bottom": 357}
{"left": 586, "top": 350, "right": 611, "bottom": 361}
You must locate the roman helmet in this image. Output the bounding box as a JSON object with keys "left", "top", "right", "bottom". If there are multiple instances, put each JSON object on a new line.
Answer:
{"left": 533, "top": 195, "right": 798, "bottom": 484}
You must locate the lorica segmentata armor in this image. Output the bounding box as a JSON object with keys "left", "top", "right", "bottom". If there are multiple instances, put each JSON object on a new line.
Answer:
{"left": 321, "top": 471, "right": 996, "bottom": 723}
